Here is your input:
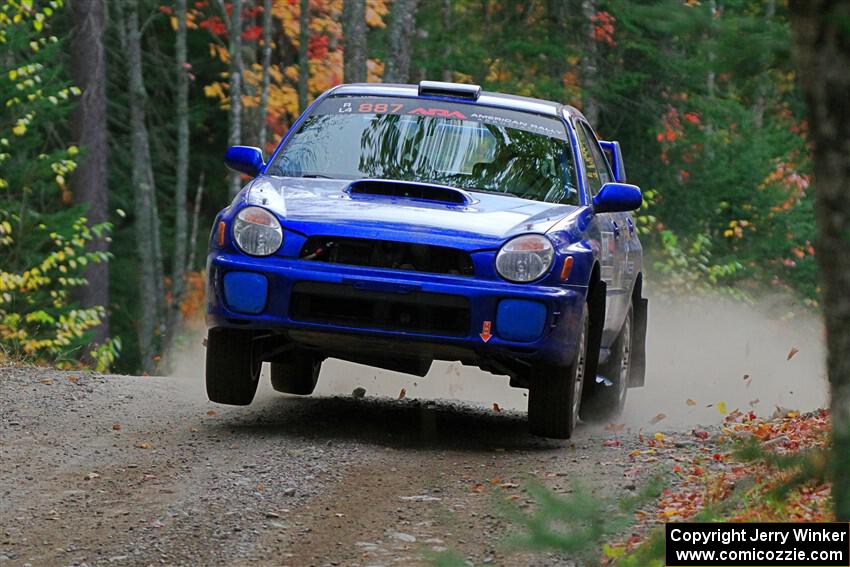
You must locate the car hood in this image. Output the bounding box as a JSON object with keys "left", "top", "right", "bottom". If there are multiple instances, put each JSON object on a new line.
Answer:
{"left": 244, "top": 176, "right": 578, "bottom": 246}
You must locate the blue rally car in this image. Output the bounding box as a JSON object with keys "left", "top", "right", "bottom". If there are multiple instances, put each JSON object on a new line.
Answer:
{"left": 206, "top": 81, "right": 648, "bottom": 439}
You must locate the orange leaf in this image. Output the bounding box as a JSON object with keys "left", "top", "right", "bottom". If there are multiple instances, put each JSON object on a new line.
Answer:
{"left": 472, "top": 483, "right": 486, "bottom": 493}
{"left": 206, "top": 410, "right": 217, "bottom": 416}
{"left": 686, "top": 399, "right": 696, "bottom": 406}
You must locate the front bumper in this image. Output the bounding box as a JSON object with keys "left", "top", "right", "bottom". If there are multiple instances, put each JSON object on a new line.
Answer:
{"left": 206, "top": 252, "right": 586, "bottom": 368}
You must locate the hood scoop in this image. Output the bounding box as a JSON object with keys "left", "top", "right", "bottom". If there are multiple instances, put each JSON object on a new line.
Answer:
{"left": 346, "top": 179, "right": 473, "bottom": 206}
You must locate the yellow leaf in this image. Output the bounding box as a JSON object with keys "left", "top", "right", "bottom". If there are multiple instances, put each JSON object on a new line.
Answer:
{"left": 716, "top": 401, "right": 728, "bottom": 415}
{"left": 686, "top": 398, "right": 696, "bottom": 406}
{"left": 12, "top": 123, "right": 26, "bottom": 136}
{"left": 654, "top": 432, "right": 665, "bottom": 442}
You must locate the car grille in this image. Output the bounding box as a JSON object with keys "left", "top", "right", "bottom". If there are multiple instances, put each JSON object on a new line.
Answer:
{"left": 299, "top": 236, "right": 474, "bottom": 277}
{"left": 289, "top": 282, "right": 470, "bottom": 336}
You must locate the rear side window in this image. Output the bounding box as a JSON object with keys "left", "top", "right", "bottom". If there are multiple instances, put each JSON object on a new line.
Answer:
{"left": 575, "top": 121, "right": 612, "bottom": 196}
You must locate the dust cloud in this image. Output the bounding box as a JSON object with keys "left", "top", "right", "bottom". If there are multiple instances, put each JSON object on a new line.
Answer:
{"left": 171, "top": 294, "right": 828, "bottom": 430}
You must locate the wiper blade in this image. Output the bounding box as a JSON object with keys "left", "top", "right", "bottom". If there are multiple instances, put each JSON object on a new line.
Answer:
{"left": 465, "top": 187, "right": 519, "bottom": 198}
{"left": 299, "top": 173, "right": 335, "bottom": 179}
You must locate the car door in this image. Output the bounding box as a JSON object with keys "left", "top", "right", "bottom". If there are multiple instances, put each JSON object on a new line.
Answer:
{"left": 574, "top": 120, "right": 628, "bottom": 343}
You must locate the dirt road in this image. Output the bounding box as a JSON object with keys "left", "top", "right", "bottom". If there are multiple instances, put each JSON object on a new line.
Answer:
{"left": 1, "top": 363, "right": 669, "bottom": 567}
{"left": 0, "top": 298, "right": 830, "bottom": 566}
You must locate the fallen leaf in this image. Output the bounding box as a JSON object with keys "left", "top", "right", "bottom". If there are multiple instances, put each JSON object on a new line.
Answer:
{"left": 136, "top": 442, "right": 152, "bottom": 449}
{"left": 606, "top": 422, "right": 626, "bottom": 432}
{"left": 68, "top": 376, "right": 79, "bottom": 384}
{"left": 649, "top": 413, "right": 666, "bottom": 425}
{"left": 748, "top": 399, "right": 760, "bottom": 407}
{"left": 257, "top": 483, "right": 265, "bottom": 493}
{"left": 654, "top": 432, "right": 666, "bottom": 442}
{"left": 693, "top": 430, "right": 710, "bottom": 440}
{"left": 602, "top": 439, "right": 621, "bottom": 448}
{"left": 398, "top": 388, "right": 406, "bottom": 400}
{"left": 206, "top": 410, "right": 217, "bottom": 417}
{"left": 743, "top": 374, "right": 750, "bottom": 380}
{"left": 189, "top": 427, "right": 199, "bottom": 433}
{"left": 716, "top": 401, "right": 728, "bottom": 415}
{"left": 84, "top": 472, "right": 100, "bottom": 481}
{"left": 39, "top": 378, "right": 53, "bottom": 385}
{"left": 472, "top": 483, "right": 486, "bottom": 493}
{"left": 112, "top": 423, "right": 122, "bottom": 431}
{"left": 787, "top": 347, "right": 799, "bottom": 360}
{"left": 500, "top": 482, "right": 519, "bottom": 489}
{"left": 787, "top": 410, "right": 800, "bottom": 418}
{"left": 492, "top": 402, "right": 501, "bottom": 413}
{"left": 686, "top": 399, "right": 696, "bottom": 406}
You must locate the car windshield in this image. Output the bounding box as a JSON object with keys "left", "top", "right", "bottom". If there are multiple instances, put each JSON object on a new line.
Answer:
{"left": 266, "top": 96, "right": 579, "bottom": 204}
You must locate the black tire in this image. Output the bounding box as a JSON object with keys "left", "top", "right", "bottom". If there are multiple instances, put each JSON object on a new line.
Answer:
{"left": 205, "top": 327, "right": 260, "bottom": 405}
{"left": 528, "top": 304, "right": 589, "bottom": 439}
{"left": 580, "top": 304, "right": 632, "bottom": 422}
{"left": 270, "top": 351, "right": 321, "bottom": 395}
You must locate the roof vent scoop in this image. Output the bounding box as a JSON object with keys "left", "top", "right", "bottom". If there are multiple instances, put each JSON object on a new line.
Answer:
{"left": 418, "top": 80, "right": 481, "bottom": 100}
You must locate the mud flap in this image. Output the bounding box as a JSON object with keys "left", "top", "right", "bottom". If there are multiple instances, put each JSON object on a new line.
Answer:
{"left": 584, "top": 281, "right": 606, "bottom": 385}
{"left": 629, "top": 296, "right": 648, "bottom": 387}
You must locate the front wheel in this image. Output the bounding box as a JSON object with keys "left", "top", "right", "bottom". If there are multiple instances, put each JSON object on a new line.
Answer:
{"left": 528, "top": 304, "right": 589, "bottom": 439}
{"left": 205, "top": 328, "right": 261, "bottom": 405}
{"left": 581, "top": 304, "right": 632, "bottom": 422}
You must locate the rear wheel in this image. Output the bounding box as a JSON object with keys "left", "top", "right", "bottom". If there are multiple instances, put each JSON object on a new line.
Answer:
{"left": 581, "top": 304, "right": 632, "bottom": 422}
{"left": 528, "top": 304, "right": 588, "bottom": 439}
{"left": 270, "top": 350, "right": 321, "bottom": 395}
{"left": 205, "top": 328, "right": 260, "bottom": 405}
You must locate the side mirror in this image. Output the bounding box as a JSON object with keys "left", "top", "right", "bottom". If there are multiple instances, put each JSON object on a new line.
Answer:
{"left": 592, "top": 182, "right": 642, "bottom": 213}
{"left": 599, "top": 140, "right": 627, "bottom": 183}
{"left": 224, "top": 145, "right": 265, "bottom": 177}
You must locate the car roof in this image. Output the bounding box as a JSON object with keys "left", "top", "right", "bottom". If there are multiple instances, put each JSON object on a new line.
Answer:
{"left": 330, "top": 83, "right": 587, "bottom": 122}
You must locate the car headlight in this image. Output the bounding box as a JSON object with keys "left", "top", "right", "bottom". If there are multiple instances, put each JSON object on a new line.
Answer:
{"left": 495, "top": 234, "right": 554, "bottom": 282}
{"left": 232, "top": 206, "right": 283, "bottom": 256}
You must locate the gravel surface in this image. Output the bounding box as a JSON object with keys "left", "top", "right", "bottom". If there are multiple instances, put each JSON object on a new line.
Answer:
{"left": 1, "top": 364, "right": 697, "bottom": 567}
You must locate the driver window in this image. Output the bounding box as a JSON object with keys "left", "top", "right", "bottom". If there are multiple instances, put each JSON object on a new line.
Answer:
{"left": 578, "top": 122, "right": 612, "bottom": 193}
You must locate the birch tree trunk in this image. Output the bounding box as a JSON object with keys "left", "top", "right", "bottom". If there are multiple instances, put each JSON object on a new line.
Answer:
{"left": 258, "top": 0, "right": 273, "bottom": 149}
{"left": 228, "top": 0, "right": 244, "bottom": 197}
{"left": 69, "top": 0, "right": 109, "bottom": 345}
{"left": 580, "top": 0, "right": 599, "bottom": 125}
{"left": 125, "top": 0, "right": 164, "bottom": 374}
{"left": 789, "top": 0, "right": 850, "bottom": 522}
{"left": 384, "top": 0, "right": 418, "bottom": 83}
{"left": 342, "top": 0, "right": 367, "bottom": 83}
{"left": 298, "top": 0, "right": 310, "bottom": 113}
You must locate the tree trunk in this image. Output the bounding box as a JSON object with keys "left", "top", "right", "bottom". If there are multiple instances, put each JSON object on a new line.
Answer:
{"left": 228, "top": 0, "right": 244, "bottom": 197}
{"left": 298, "top": 0, "right": 310, "bottom": 112}
{"left": 789, "top": 0, "right": 850, "bottom": 521}
{"left": 167, "top": 0, "right": 190, "bottom": 358}
{"left": 440, "top": 0, "right": 452, "bottom": 82}
{"left": 580, "top": 0, "right": 599, "bottom": 125}
{"left": 342, "top": 0, "right": 367, "bottom": 83}
{"left": 258, "top": 0, "right": 273, "bottom": 149}
{"left": 384, "top": 0, "right": 418, "bottom": 83}
{"left": 69, "top": 0, "right": 109, "bottom": 345}
{"left": 125, "top": 0, "right": 164, "bottom": 374}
